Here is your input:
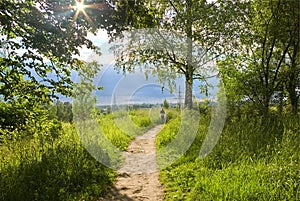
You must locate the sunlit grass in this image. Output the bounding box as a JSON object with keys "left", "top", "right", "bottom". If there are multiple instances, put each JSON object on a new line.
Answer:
{"left": 157, "top": 110, "right": 300, "bottom": 200}
{"left": 0, "top": 108, "right": 159, "bottom": 201}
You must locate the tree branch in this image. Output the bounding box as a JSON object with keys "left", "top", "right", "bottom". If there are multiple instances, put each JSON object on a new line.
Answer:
{"left": 169, "top": 0, "right": 179, "bottom": 14}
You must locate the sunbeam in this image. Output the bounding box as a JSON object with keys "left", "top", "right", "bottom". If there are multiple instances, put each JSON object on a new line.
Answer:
{"left": 71, "top": 0, "right": 107, "bottom": 26}
{"left": 51, "top": 0, "right": 108, "bottom": 27}
{"left": 75, "top": 1, "right": 86, "bottom": 12}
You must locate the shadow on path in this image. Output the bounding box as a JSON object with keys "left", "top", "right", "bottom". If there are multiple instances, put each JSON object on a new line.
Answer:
{"left": 98, "top": 185, "right": 135, "bottom": 201}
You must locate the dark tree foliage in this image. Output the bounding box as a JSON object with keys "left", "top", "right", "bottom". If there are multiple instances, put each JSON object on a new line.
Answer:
{"left": 219, "top": 0, "right": 300, "bottom": 116}
{"left": 56, "top": 100, "right": 73, "bottom": 122}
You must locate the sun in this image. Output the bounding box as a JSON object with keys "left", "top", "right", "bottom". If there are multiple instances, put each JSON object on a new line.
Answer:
{"left": 53, "top": 0, "right": 107, "bottom": 26}
{"left": 70, "top": 0, "right": 107, "bottom": 26}
{"left": 75, "top": 1, "right": 86, "bottom": 12}
{"left": 72, "top": 0, "right": 94, "bottom": 25}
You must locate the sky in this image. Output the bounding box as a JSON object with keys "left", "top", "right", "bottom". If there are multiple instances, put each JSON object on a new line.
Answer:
{"left": 74, "top": 29, "right": 219, "bottom": 106}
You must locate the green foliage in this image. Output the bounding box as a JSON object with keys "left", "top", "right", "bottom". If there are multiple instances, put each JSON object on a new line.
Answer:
{"left": 162, "top": 158, "right": 299, "bottom": 201}
{"left": 0, "top": 101, "right": 34, "bottom": 131}
{"left": 218, "top": 0, "right": 300, "bottom": 116}
{"left": 1, "top": 1, "right": 298, "bottom": 200}
{"left": 0, "top": 108, "right": 160, "bottom": 200}
{"left": 156, "top": 116, "right": 180, "bottom": 150}
{"left": 98, "top": 114, "right": 132, "bottom": 151}
{"left": 129, "top": 109, "right": 152, "bottom": 127}
{"left": 55, "top": 101, "right": 73, "bottom": 123}
{"left": 163, "top": 99, "right": 170, "bottom": 109}
{"left": 112, "top": 0, "right": 245, "bottom": 109}
{"left": 0, "top": 0, "right": 123, "bottom": 104}
{"left": 0, "top": 101, "right": 61, "bottom": 142}
{"left": 0, "top": 1, "right": 84, "bottom": 103}
{"left": 164, "top": 109, "right": 180, "bottom": 123}
{"left": 158, "top": 110, "right": 300, "bottom": 200}
{"left": 72, "top": 61, "right": 101, "bottom": 124}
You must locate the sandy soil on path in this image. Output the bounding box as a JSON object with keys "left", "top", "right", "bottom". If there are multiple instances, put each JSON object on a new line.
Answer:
{"left": 99, "top": 125, "right": 164, "bottom": 201}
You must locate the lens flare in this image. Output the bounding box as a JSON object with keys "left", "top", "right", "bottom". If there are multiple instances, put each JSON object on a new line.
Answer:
{"left": 75, "top": 1, "right": 86, "bottom": 12}
{"left": 72, "top": 0, "right": 94, "bottom": 26}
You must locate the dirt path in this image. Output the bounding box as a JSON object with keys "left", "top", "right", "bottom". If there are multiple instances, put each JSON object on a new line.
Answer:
{"left": 100, "top": 125, "right": 164, "bottom": 201}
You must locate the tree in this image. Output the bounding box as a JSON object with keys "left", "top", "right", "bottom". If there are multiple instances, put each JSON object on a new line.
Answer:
{"left": 163, "top": 99, "right": 169, "bottom": 109}
{"left": 279, "top": 1, "right": 300, "bottom": 115}
{"left": 219, "top": 0, "right": 299, "bottom": 116}
{"left": 56, "top": 100, "right": 73, "bottom": 122}
{"left": 0, "top": 0, "right": 127, "bottom": 131}
{"left": 112, "top": 0, "right": 245, "bottom": 109}
{"left": 0, "top": 0, "right": 118, "bottom": 105}
{"left": 73, "top": 61, "right": 101, "bottom": 121}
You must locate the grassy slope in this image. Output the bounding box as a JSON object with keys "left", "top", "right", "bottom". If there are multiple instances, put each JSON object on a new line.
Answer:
{"left": 156, "top": 112, "right": 300, "bottom": 200}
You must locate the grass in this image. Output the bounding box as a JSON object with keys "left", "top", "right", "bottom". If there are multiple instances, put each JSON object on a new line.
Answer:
{"left": 0, "top": 123, "right": 115, "bottom": 201}
{"left": 157, "top": 110, "right": 300, "bottom": 200}
{"left": 98, "top": 108, "right": 161, "bottom": 150}
{"left": 3, "top": 105, "right": 297, "bottom": 200}
{"left": 0, "top": 108, "right": 160, "bottom": 201}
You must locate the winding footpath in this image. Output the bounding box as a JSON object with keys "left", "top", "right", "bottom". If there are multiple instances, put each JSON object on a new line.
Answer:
{"left": 100, "top": 125, "right": 164, "bottom": 201}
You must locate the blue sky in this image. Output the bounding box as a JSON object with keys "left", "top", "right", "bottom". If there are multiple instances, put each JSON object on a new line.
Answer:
{"left": 71, "top": 30, "right": 219, "bottom": 105}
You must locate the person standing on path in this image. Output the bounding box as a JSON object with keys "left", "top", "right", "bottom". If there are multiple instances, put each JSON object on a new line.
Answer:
{"left": 160, "top": 108, "right": 165, "bottom": 124}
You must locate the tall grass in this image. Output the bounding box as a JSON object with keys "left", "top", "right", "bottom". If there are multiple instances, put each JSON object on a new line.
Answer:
{"left": 0, "top": 108, "right": 159, "bottom": 201}
{"left": 0, "top": 123, "right": 116, "bottom": 201}
{"left": 157, "top": 111, "right": 300, "bottom": 200}
{"left": 99, "top": 108, "right": 161, "bottom": 150}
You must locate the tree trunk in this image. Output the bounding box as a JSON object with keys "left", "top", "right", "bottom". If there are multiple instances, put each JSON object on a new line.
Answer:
{"left": 184, "top": 0, "right": 193, "bottom": 110}
{"left": 288, "top": 89, "right": 298, "bottom": 115}
{"left": 277, "top": 84, "right": 284, "bottom": 115}
{"left": 287, "top": 64, "right": 299, "bottom": 115}
{"left": 292, "top": 100, "right": 298, "bottom": 115}
{"left": 185, "top": 78, "right": 193, "bottom": 109}
{"left": 278, "top": 90, "right": 283, "bottom": 115}
{"left": 261, "top": 96, "right": 270, "bottom": 117}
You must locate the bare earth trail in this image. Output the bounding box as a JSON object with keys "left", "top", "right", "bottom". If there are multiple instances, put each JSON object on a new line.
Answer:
{"left": 100, "top": 125, "right": 164, "bottom": 201}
